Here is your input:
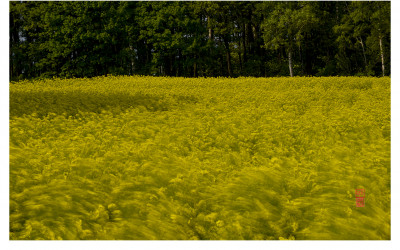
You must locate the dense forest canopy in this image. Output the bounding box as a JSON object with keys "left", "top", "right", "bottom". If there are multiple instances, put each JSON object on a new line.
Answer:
{"left": 9, "top": 1, "right": 390, "bottom": 80}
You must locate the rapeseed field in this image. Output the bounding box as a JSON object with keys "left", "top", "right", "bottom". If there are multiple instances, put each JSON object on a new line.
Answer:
{"left": 9, "top": 76, "right": 390, "bottom": 240}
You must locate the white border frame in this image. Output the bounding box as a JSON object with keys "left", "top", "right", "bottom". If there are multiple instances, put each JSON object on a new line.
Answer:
{"left": 2, "top": 1, "right": 399, "bottom": 249}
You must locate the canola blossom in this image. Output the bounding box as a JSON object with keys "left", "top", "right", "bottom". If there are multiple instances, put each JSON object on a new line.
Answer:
{"left": 10, "top": 76, "right": 390, "bottom": 240}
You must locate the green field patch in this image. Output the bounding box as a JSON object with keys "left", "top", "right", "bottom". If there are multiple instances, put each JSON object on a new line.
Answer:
{"left": 10, "top": 90, "right": 198, "bottom": 118}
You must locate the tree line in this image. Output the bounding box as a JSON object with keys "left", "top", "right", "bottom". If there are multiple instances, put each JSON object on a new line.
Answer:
{"left": 9, "top": 1, "right": 390, "bottom": 80}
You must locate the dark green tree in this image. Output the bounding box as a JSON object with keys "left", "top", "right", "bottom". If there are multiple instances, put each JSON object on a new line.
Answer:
{"left": 9, "top": 1, "right": 391, "bottom": 80}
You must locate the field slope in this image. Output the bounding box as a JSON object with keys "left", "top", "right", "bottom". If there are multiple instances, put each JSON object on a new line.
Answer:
{"left": 10, "top": 76, "right": 390, "bottom": 240}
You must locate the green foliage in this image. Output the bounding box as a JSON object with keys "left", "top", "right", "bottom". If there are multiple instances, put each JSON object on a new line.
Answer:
{"left": 261, "top": 2, "right": 318, "bottom": 51}
{"left": 9, "top": 1, "right": 391, "bottom": 80}
{"left": 334, "top": 1, "right": 390, "bottom": 76}
{"left": 10, "top": 76, "right": 390, "bottom": 240}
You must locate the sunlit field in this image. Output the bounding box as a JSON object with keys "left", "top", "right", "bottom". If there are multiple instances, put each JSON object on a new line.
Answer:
{"left": 10, "top": 76, "right": 390, "bottom": 240}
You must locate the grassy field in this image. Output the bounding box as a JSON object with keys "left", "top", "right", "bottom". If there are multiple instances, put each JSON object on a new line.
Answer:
{"left": 9, "top": 76, "right": 390, "bottom": 240}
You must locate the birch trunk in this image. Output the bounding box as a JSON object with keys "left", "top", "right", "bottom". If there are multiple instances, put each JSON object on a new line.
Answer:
{"left": 129, "top": 45, "right": 135, "bottom": 75}
{"left": 356, "top": 37, "right": 367, "bottom": 70}
{"left": 379, "top": 36, "right": 385, "bottom": 76}
{"left": 288, "top": 50, "right": 294, "bottom": 77}
{"left": 207, "top": 16, "right": 213, "bottom": 41}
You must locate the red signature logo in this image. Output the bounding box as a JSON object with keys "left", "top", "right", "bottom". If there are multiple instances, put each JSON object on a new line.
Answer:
{"left": 355, "top": 188, "right": 365, "bottom": 207}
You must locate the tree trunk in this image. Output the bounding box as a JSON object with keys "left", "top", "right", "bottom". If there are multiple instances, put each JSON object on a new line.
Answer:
{"left": 177, "top": 49, "right": 182, "bottom": 76}
{"left": 247, "top": 23, "right": 255, "bottom": 54}
{"left": 224, "top": 38, "right": 232, "bottom": 77}
{"left": 288, "top": 50, "right": 294, "bottom": 77}
{"left": 207, "top": 16, "right": 213, "bottom": 41}
{"left": 356, "top": 36, "right": 367, "bottom": 71}
{"left": 226, "top": 50, "right": 232, "bottom": 77}
{"left": 298, "top": 43, "right": 303, "bottom": 74}
{"left": 253, "top": 24, "right": 261, "bottom": 56}
{"left": 244, "top": 23, "right": 249, "bottom": 56}
{"left": 193, "top": 55, "right": 197, "bottom": 77}
{"left": 252, "top": 25, "right": 258, "bottom": 48}
{"left": 129, "top": 44, "right": 135, "bottom": 75}
{"left": 379, "top": 36, "right": 385, "bottom": 76}
{"left": 10, "top": 44, "right": 13, "bottom": 80}
{"left": 238, "top": 36, "right": 243, "bottom": 71}
{"left": 242, "top": 29, "right": 247, "bottom": 64}
{"left": 170, "top": 54, "right": 174, "bottom": 76}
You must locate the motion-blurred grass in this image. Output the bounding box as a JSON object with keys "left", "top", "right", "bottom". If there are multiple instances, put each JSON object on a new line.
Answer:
{"left": 10, "top": 76, "right": 390, "bottom": 240}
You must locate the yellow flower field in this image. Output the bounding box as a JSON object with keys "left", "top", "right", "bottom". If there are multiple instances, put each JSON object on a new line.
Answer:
{"left": 9, "top": 76, "right": 390, "bottom": 240}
